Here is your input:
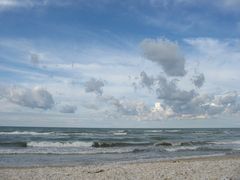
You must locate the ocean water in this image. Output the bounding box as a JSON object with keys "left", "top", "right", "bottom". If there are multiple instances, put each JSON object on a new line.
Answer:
{"left": 0, "top": 126, "right": 240, "bottom": 167}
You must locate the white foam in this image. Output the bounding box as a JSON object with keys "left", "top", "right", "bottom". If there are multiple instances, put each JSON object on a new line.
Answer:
{"left": 113, "top": 132, "right": 127, "bottom": 135}
{"left": 165, "top": 146, "right": 199, "bottom": 152}
{"left": 27, "top": 141, "right": 93, "bottom": 147}
{"left": 0, "top": 131, "right": 51, "bottom": 135}
{"left": 165, "top": 130, "right": 180, "bottom": 133}
{"left": 145, "top": 130, "right": 163, "bottom": 133}
{"left": 211, "top": 140, "right": 240, "bottom": 145}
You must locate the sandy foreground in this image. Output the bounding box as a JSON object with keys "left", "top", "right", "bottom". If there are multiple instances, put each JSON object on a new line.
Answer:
{"left": 1, "top": 156, "right": 240, "bottom": 180}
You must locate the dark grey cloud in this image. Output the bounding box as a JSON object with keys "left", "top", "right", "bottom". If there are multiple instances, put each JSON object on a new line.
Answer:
{"left": 59, "top": 104, "right": 77, "bottom": 113}
{"left": 140, "top": 38, "right": 186, "bottom": 76}
{"left": 5, "top": 86, "right": 54, "bottom": 110}
{"left": 192, "top": 73, "right": 205, "bottom": 88}
{"left": 84, "top": 78, "right": 105, "bottom": 95}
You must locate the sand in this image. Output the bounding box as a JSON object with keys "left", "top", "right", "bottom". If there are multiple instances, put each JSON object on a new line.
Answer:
{"left": 1, "top": 156, "right": 240, "bottom": 180}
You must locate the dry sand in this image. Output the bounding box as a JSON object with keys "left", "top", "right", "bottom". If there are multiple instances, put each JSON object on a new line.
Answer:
{"left": 1, "top": 156, "right": 240, "bottom": 180}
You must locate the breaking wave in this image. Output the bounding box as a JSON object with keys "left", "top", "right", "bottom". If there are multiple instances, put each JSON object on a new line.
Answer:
{"left": 0, "top": 131, "right": 52, "bottom": 135}
{"left": 165, "top": 146, "right": 199, "bottom": 152}
{"left": 27, "top": 141, "right": 93, "bottom": 147}
{"left": 211, "top": 140, "right": 240, "bottom": 145}
{"left": 92, "top": 141, "right": 152, "bottom": 148}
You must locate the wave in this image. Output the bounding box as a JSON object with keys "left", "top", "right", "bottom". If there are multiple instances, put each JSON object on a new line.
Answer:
{"left": 58, "top": 132, "right": 94, "bottom": 136}
{"left": 0, "top": 131, "right": 52, "bottom": 135}
{"left": 0, "top": 142, "right": 27, "bottom": 148}
{"left": 27, "top": 141, "right": 93, "bottom": 147}
{"left": 180, "top": 141, "right": 209, "bottom": 146}
{"left": 0, "top": 140, "right": 151, "bottom": 148}
{"left": 155, "top": 141, "right": 209, "bottom": 147}
{"left": 164, "top": 130, "right": 181, "bottom": 133}
{"left": 0, "top": 131, "right": 96, "bottom": 137}
{"left": 165, "top": 146, "right": 199, "bottom": 152}
{"left": 144, "top": 130, "right": 163, "bottom": 133}
{"left": 166, "top": 146, "right": 233, "bottom": 152}
{"left": 110, "top": 130, "right": 128, "bottom": 136}
{"left": 154, "top": 142, "right": 173, "bottom": 146}
{"left": 197, "top": 146, "right": 233, "bottom": 152}
{"left": 0, "top": 147, "right": 141, "bottom": 155}
{"left": 211, "top": 140, "right": 240, "bottom": 145}
{"left": 92, "top": 141, "right": 152, "bottom": 148}
{"left": 113, "top": 132, "right": 128, "bottom": 136}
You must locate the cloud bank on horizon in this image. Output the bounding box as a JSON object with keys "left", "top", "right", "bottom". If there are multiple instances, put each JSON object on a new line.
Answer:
{"left": 0, "top": 0, "right": 240, "bottom": 127}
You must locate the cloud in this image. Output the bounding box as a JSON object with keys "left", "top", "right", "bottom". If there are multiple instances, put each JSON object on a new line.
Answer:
{"left": 82, "top": 103, "right": 99, "bottom": 110}
{"left": 98, "top": 95, "right": 148, "bottom": 116}
{"left": 2, "top": 86, "right": 54, "bottom": 110}
{"left": 214, "top": 91, "right": 238, "bottom": 107}
{"left": 156, "top": 76, "right": 196, "bottom": 102}
{"left": 59, "top": 104, "right": 77, "bottom": 113}
{"left": 30, "top": 53, "right": 40, "bottom": 66}
{"left": 138, "top": 102, "right": 175, "bottom": 121}
{"left": 97, "top": 95, "right": 176, "bottom": 121}
{"left": 152, "top": 0, "right": 240, "bottom": 11}
{"left": 184, "top": 37, "right": 240, "bottom": 90}
{"left": 155, "top": 76, "right": 240, "bottom": 117}
{"left": 139, "top": 71, "right": 155, "bottom": 89}
{"left": 84, "top": 78, "right": 105, "bottom": 95}
{"left": 140, "top": 38, "right": 186, "bottom": 76}
{"left": 214, "top": 0, "right": 240, "bottom": 11}
{"left": 134, "top": 71, "right": 240, "bottom": 119}
{"left": 0, "top": 0, "right": 18, "bottom": 7}
{"left": 0, "top": 0, "right": 36, "bottom": 10}
{"left": 192, "top": 73, "right": 205, "bottom": 88}
{"left": 184, "top": 38, "right": 240, "bottom": 59}
{"left": 0, "top": 0, "right": 72, "bottom": 9}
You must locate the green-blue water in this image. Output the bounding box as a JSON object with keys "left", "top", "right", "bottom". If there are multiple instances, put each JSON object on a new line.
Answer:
{"left": 0, "top": 126, "right": 240, "bottom": 167}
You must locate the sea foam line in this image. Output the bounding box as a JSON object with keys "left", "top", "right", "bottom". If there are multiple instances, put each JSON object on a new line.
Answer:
{"left": 0, "top": 131, "right": 51, "bottom": 135}
{"left": 211, "top": 140, "right": 240, "bottom": 145}
{"left": 27, "top": 141, "right": 93, "bottom": 147}
{"left": 165, "top": 146, "right": 199, "bottom": 152}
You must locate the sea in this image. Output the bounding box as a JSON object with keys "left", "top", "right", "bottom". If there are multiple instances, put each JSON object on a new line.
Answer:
{"left": 0, "top": 126, "right": 240, "bottom": 167}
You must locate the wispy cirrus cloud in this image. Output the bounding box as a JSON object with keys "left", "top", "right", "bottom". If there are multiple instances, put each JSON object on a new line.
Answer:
{"left": 0, "top": 0, "right": 72, "bottom": 9}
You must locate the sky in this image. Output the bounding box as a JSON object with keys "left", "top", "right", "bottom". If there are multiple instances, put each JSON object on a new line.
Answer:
{"left": 1, "top": 0, "right": 240, "bottom": 128}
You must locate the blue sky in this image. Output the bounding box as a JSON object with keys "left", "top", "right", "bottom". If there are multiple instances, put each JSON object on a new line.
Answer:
{"left": 1, "top": 0, "right": 240, "bottom": 128}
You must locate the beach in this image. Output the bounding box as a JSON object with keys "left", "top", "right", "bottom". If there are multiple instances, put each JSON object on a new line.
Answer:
{"left": 1, "top": 127, "right": 240, "bottom": 179}
{"left": 1, "top": 156, "right": 240, "bottom": 180}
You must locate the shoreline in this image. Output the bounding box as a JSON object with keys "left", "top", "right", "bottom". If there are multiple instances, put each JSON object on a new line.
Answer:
{"left": 0, "top": 153, "right": 230, "bottom": 168}
{"left": 1, "top": 155, "right": 240, "bottom": 179}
